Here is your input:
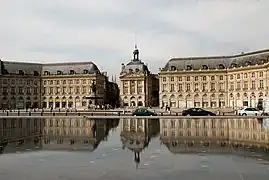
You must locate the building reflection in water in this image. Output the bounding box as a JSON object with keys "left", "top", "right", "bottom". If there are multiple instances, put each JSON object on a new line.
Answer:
{"left": 0, "top": 118, "right": 119, "bottom": 154}
{"left": 160, "top": 118, "right": 269, "bottom": 155}
{"left": 120, "top": 118, "right": 160, "bottom": 168}
{"left": 43, "top": 118, "right": 119, "bottom": 151}
{"left": 0, "top": 118, "right": 44, "bottom": 154}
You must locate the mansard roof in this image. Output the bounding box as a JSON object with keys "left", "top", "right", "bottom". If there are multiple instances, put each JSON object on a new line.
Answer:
{"left": 162, "top": 49, "right": 269, "bottom": 71}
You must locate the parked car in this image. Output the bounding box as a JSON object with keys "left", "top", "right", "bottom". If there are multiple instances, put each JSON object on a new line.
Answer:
{"left": 237, "top": 107, "right": 263, "bottom": 116}
{"left": 182, "top": 108, "right": 216, "bottom": 116}
{"left": 132, "top": 108, "right": 157, "bottom": 116}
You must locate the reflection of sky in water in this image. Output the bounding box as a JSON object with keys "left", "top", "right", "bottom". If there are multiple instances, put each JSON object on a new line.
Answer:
{"left": 263, "top": 118, "right": 269, "bottom": 129}
{"left": 98, "top": 126, "right": 122, "bottom": 148}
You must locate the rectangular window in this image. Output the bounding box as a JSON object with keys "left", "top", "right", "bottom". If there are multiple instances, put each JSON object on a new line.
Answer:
{"left": 219, "top": 83, "right": 224, "bottom": 91}
{"left": 162, "top": 84, "right": 167, "bottom": 92}
{"left": 76, "top": 87, "right": 80, "bottom": 94}
{"left": 82, "top": 86, "right": 86, "bottom": 94}
{"left": 210, "top": 83, "right": 215, "bottom": 90}
{"left": 63, "top": 87, "right": 66, "bottom": 94}
{"left": 123, "top": 87, "right": 128, "bottom": 94}
{"left": 194, "top": 83, "right": 199, "bottom": 91}
{"left": 26, "top": 87, "right": 31, "bottom": 95}
{"left": 186, "top": 83, "right": 190, "bottom": 91}
{"left": 251, "top": 81, "right": 255, "bottom": 89}
{"left": 11, "top": 87, "right": 16, "bottom": 95}
{"left": 178, "top": 84, "right": 182, "bottom": 91}
{"left": 259, "top": 80, "right": 264, "bottom": 89}
{"left": 49, "top": 87, "right": 53, "bottom": 94}
{"left": 170, "top": 84, "right": 175, "bottom": 92}
{"left": 202, "top": 83, "right": 206, "bottom": 91}
{"left": 243, "top": 81, "right": 248, "bottom": 89}
{"left": 236, "top": 82, "right": 240, "bottom": 90}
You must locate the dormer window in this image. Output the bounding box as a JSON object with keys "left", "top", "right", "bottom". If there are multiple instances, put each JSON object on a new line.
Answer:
{"left": 245, "top": 61, "right": 251, "bottom": 66}
{"left": 57, "top": 70, "right": 62, "bottom": 75}
{"left": 18, "top": 70, "right": 24, "bottom": 75}
{"left": 186, "top": 65, "right": 192, "bottom": 70}
{"left": 170, "top": 66, "right": 176, "bottom": 71}
{"left": 129, "top": 69, "right": 133, "bottom": 73}
{"left": 83, "top": 69, "right": 88, "bottom": 74}
{"left": 231, "top": 63, "right": 237, "bottom": 68}
{"left": 44, "top": 71, "right": 50, "bottom": 75}
{"left": 260, "top": 59, "right": 266, "bottom": 64}
{"left": 33, "top": 71, "right": 39, "bottom": 76}
{"left": 202, "top": 65, "right": 208, "bottom": 70}
{"left": 69, "top": 70, "right": 75, "bottom": 74}
{"left": 218, "top": 64, "right": 225, "bottom": 69}
{"left": 135, "top": 68, "right": 139, "bottom": 72}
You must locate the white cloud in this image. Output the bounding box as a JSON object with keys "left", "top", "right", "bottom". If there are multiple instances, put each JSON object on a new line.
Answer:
{"left": 1, "top": 0, "right": 269, "bottom": 76}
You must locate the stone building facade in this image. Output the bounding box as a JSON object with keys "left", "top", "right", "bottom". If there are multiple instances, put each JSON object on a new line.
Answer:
{"left": 119, "top": 46, "right": 159, "bottom": 107}
{"left": 42, "top": 62, "right": 108, "bottom": 109}
{"left": 0, "top": 60, "right": 118, "bottom": 110}
{"left": 0, "top": 60, "right": 42, "bottom": 109}
{"left": 159, "top": 49, "right": 269, "bottom": 109}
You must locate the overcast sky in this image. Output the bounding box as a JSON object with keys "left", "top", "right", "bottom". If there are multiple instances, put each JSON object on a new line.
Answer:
{"left": 1, "top": 0, "right": 269, "bottom": 78}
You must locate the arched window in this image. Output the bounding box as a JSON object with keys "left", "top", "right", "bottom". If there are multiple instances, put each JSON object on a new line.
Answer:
{"left": 186, "top": 65, "right": 192, "bottom": 70}
{"left": 18, "top": 70, "right": 24, "bottom": 75}
{"left": 202, "top": 65, "right": 208, "bottom": 70}
{"left": 245, "top": 61, "right": 251, "bottom": 66}
{"left": 170, "top": 66, "right": 176, "bottom": 71}
{"left": 218, "top": 64, "right": 225, "bottom": 69}
{"left": 33, "top": 71, "right": 39, "bottom": 76}
{"left": 231, "top": 63, "right": 237, "bottom": 68}
{"left": 57, "top": 70, "right": 62, "bottom": 75}
{"left": 83, "top": 69, "right": 88, "bottom": 74}
{"left": 69, "top": 70, "right": 75, "bottom": 74}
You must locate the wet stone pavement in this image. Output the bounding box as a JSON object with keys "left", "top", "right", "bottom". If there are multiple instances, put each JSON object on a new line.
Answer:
{"left": 0, "top": 117, "right": 269, "bottom": 179}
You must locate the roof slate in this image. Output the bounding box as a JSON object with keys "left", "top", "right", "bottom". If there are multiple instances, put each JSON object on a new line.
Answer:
{"left": 163, "top": 49, "right": 269, "bottom": 71}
